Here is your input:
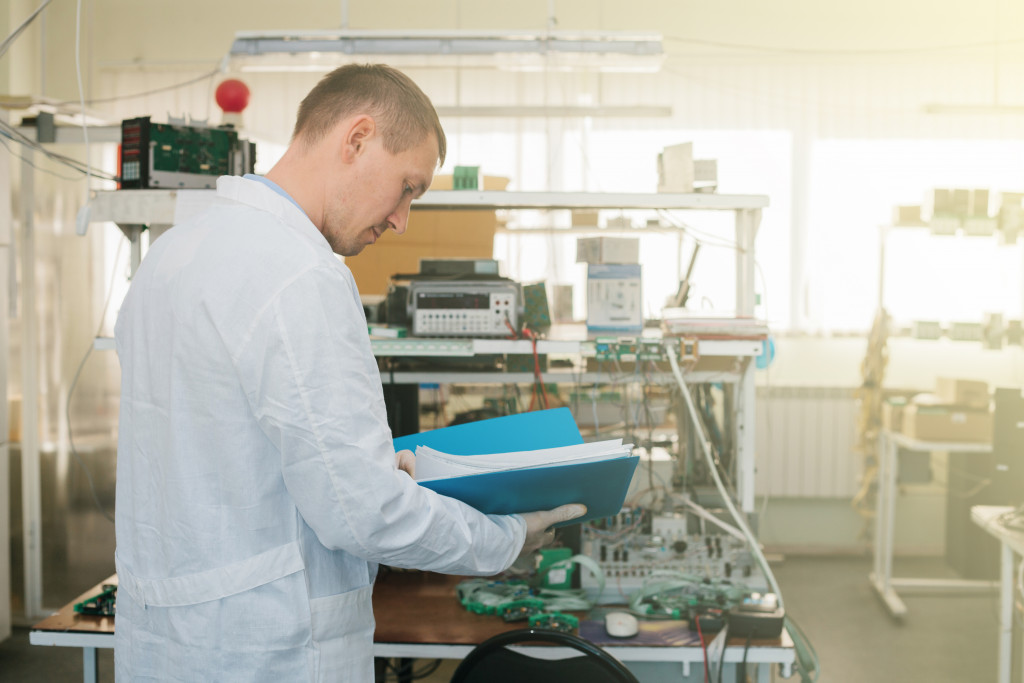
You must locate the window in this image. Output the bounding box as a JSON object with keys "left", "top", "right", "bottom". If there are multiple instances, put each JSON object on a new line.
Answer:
{"left": 808, "top": 140, "right": 1024, "bottom": 333}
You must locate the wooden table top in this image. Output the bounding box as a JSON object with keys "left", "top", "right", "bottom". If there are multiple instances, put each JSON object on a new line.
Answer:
{"left": 33, "top": 575, "right": 117, "bottom": 636}
{"left": 33, "top": 569, "right": 792, "bottom": 653}
{"left": 372, "top": 570, "right": 792, "bottom": 650}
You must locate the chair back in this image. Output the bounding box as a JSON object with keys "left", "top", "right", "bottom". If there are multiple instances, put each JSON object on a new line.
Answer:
{"left": 449, "top": 628, "right": 640, "bottom": 683}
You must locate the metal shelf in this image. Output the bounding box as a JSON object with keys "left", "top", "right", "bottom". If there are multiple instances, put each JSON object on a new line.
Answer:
{"left": 85, "top": 186, "right": 766, "bottom": 517}
{"left": 413, "top": 190, "right": 768, "bottom": 211}
{"left": 88, "top": 188, "right": 769, "bottom": 226}
{"left": 370, "top": 336, "right": 763, "bottom": 358}
{"left": 378, "top": 370, "right": 738, "bottom": 385}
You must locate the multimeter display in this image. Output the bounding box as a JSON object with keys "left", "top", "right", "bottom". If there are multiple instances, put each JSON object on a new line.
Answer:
{"left": 409, "top": 282, "right": 519, "bottom": 337}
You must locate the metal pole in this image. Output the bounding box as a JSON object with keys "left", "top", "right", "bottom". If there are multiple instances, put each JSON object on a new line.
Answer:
{"left": 734, "top": 208, "right": 760, "bottom": 513}
{"left": 735, "top": 208, "right": 760, "bottom": 317}
{"left": 0, "top": 111, "right": 12, "bottom": 641}
{"left": 20, "top": 152, "right": 43, "bottom": 619}
{"left": 997, "top": 542, "right": 1012, "bottom": 683}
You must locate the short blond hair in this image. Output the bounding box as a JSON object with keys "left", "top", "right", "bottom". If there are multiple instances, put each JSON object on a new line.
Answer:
{"left": 292, "top": 63, "right": 446, "bottom": 166}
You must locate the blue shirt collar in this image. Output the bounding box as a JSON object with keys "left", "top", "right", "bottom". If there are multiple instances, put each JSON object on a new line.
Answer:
{"left": 243, "top": 174, "right": 306, "bottom": 216}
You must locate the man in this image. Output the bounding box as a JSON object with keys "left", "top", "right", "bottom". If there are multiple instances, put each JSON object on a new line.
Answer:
{"left": 113, "top": 64, "right": 584, "bottom": 681}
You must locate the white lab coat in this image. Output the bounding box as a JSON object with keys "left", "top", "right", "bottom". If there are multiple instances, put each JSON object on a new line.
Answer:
{"left": 113, "top": 176, "right": 526, "bottom": 682}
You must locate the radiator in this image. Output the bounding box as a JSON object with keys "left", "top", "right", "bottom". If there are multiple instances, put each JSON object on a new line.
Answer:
{"left": 754, "top": 386, "right": 861, "bottom": 498}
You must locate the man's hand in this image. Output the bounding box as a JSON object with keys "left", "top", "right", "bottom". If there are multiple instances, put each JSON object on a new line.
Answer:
{"left": 518, "top": 504, "right": 587, "bottom": 557}
{"left": 395, "top": 449, "right": 415, "bottom": 478}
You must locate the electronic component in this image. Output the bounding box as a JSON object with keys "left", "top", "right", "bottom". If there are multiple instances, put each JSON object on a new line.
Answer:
{"left": 592, "top": 336, "right": 654, "bottom": 363}
{"left": 120, "top": 116, "right": 255, "bottom": 189}
{"left": 521, "top": 282, "right": 552, "bottom": 332}
{"left": 638, "top": 339, "right": 667, "bottom": 361}
{"left": 725, "top": 593, "right": 785, "bottom": 638}
{"left": 73, "top": 584, "right": 116, "bottom": 616}
{"left": 501, "top": 598, "right": 546, "bottom": 622}
{"left": 582, "top": 513, "right": 765, "bottom": 604}
{"left": 537, "top": 548, "right": 574, "bottom": 589}
{"left": 691, "top": 607, "right": 726, "bottom": 632}
{"left": 418, "top": 258, "right": 499, "bottom": 277}
{"left": 407, "top": 280, "right": 520, "bottom": 337}
{"left": 679, "top": 337, "right": 699, "bottom": 362}
{"left": 528, "top": 611, "right": 579, "bottom": 633}
{"left": 586, "top": 264, "right": 642, "bottom": 332}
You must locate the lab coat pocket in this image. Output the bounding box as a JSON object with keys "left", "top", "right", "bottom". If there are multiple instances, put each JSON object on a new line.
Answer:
{"left": 308, "top": 583, "right": 376, "bottom": 682}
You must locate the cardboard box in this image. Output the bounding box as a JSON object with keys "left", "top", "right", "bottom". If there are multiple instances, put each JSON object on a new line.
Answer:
{"left": 892, "top": 205, "right": 923, "bottom": 226}
{"left": 345, "top": 176, "right": 508, "bottom": 295}
{"left": 576, "top": 237, "right": 640, "bottom": 265}
{"left": 949, "top": 322, "right": 982, "bottom": 342}
{"left": 571, "top": 210, "right": 601, "bottom": 227}
{"left": 657, "top": 142, "right": 694, "bottom": 193}
{"left": 971, "top": 189, "right": 990, "bottom": 218}
{"left": 901, "top": 404, "right": 993, "bottom": 443}
{"left": 999, "top": 192, "right": 1022, "bottom": 242}
{"left": 346, "top": 240, "right": 495, "bottom": 296}
{"left": 935, "top": 378, "right": 990, "bottom": 409}
{"left": 912, "top": 320, "right": 942, "bottom": 340}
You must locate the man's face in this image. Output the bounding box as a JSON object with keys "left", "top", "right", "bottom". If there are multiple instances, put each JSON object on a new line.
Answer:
{"left": 323, "top": 132, "right": 437, "bottom": 257}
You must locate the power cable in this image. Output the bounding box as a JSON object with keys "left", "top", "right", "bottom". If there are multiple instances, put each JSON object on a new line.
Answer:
{"left": 0, "top": 0, "right": 52, "bottom": 60}
{"left": 51, "top": 68, "right": 221, "bottom": 107}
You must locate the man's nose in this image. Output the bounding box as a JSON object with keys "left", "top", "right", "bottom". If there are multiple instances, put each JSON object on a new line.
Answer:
{"left": 388, "top": 204, "right": 411, "bottom": 235}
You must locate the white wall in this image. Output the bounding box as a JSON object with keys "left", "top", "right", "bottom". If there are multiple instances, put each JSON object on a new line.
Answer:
{"left": 15, "top": 0, "right": 1024, "bottom": 141}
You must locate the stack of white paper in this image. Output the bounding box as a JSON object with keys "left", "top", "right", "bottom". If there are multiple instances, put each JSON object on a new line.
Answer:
{"left": 414, "top": 439, "right": 632, "bottom": 482}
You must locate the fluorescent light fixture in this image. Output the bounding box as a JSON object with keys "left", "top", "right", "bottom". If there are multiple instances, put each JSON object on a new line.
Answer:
{"left": 228, "top": 29, "right": 665, "bottom": 73}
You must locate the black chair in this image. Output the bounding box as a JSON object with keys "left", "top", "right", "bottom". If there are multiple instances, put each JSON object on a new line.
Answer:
{"left": 449, "top": 628, "right": 640, "bottom": 683}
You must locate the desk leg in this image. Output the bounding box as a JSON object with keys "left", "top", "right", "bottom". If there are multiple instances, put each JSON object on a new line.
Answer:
{"left": 999, "top": 542, "right": 1012, "bottom": 683}
{"left": 83, "top": 647, "right": 98, "bottom": 683}
{"left": 869, "top": 433, "right": 907, "bottom": 617}
{"left": 881, "top": 435, "right": 898, "bottom": 594}
{"left": 872, "top": 433, "right": 888, "bottom": 584}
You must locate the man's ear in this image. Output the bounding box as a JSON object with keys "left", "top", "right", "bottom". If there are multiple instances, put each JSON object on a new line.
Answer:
{"left": 340, "top": 115, "right": 376, "bottom": 163}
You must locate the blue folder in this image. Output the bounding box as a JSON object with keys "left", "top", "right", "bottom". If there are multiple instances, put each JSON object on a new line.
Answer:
{"left": 393, "top": 407, "right": 584, "bottom": 455}
{"left": 394, "top": 409, "right": 638, "bottom": 526}
{"left": 419, "top": 455, "right": 639, "bottom": 527}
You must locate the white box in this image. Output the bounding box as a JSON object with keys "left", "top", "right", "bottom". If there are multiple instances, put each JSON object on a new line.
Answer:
{"left": 626, "top": 447, "right": 675, "bottom": 503}
{"left": 693, "top": 159, "right": 718, "bottom": 191}
{"left": 657, "top": 142, "right": 694, "bottom": 193}
{"left": 587, "top": 264, "right": 642, "bottom": 331}
{"left": 576, "top": 237, "right": 640, "bottom": 264}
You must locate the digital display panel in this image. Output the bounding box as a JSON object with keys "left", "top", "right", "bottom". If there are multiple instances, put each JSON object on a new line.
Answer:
{"left": 416, "top": 292, "right": 491, "bottom": 310}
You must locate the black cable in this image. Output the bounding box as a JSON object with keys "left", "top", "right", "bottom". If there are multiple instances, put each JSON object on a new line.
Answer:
{"left": 0, "top": 119, "right": 120, "bottom": 181}
{"left": 0, "top": 134, "right": 83, "bottom": 181}
{"left": 383, "top": 658, "right": 442, "bottom": 681}
{"left": 738, "top": 631, "right": 754, "bottom": 683}
{"left": 411, "top": 659, "right": 441, "bottom": 679}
